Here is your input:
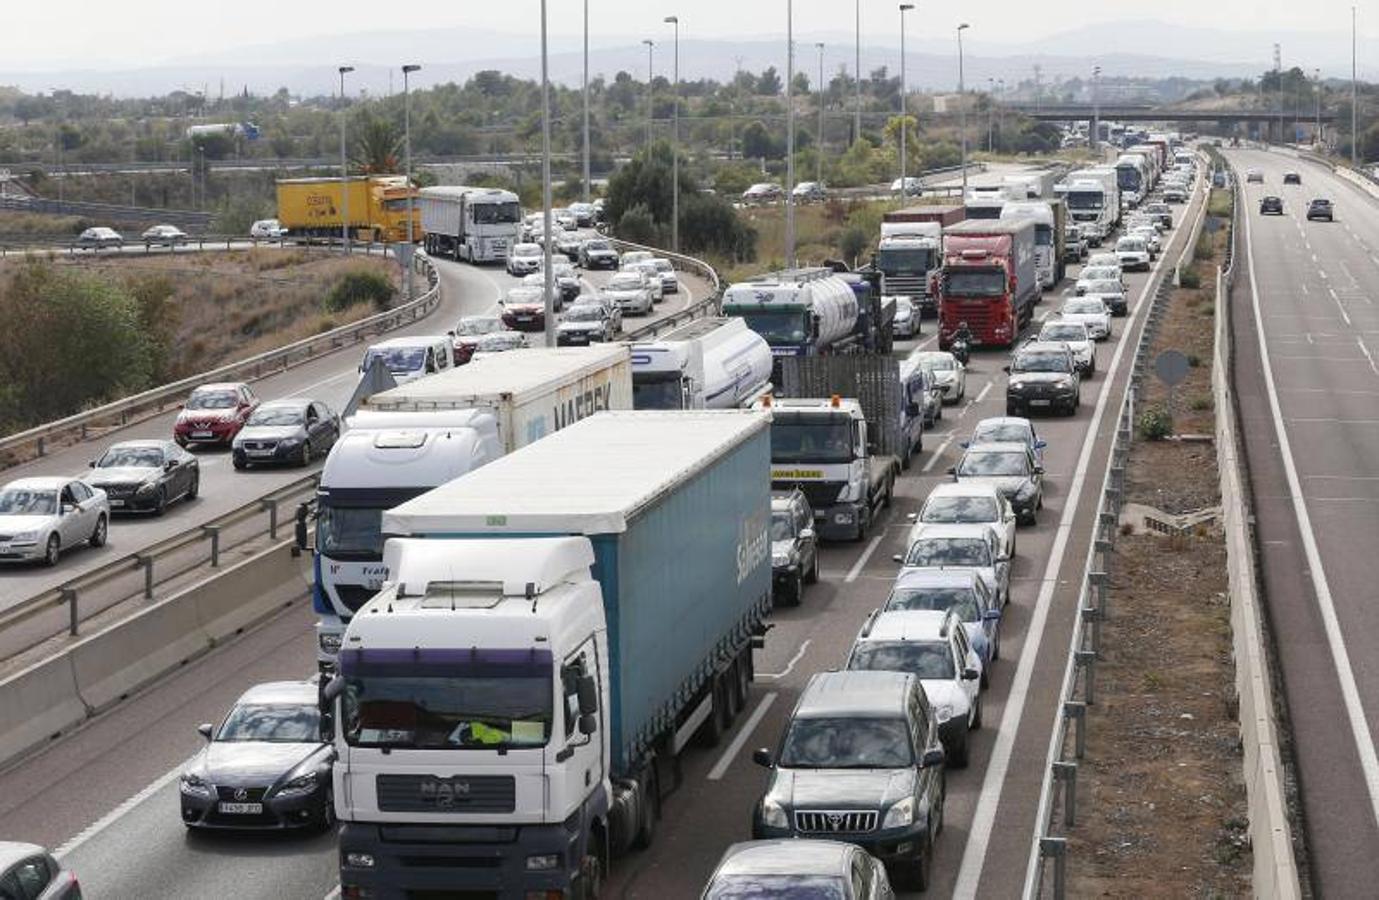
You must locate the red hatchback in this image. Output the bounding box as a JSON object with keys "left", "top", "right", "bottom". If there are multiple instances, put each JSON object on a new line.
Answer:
{"left": 174, "top": 383, "right": 259, "bottom": 448}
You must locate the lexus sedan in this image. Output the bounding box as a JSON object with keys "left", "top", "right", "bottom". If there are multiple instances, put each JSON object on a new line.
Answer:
{"left": 232, "top": 399, "right": 340, "bottom": 469}
{"left": 180, "top": 681, "right": 335, "bottom": 831}
{"left": 0, "top": 477, "right": 108, "bottom": 566}
{"left": 84, "top": 439, "right": 199, "bottom": 515}
{"left": 173, "top": 382, "right": 259, "bottom": 448}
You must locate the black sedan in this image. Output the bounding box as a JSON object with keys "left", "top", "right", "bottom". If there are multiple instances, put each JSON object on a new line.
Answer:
{"left": 1260, "top": 195, "right": 1284, "bottom": 215}
{"left": 83, "top": 439, "right": 199, "bottom": 515}
{"left": 180, "top": 681, "right": 335, "bottom": 830}
{"left": 232, "top": 399, "right": 340, "bottom": 469}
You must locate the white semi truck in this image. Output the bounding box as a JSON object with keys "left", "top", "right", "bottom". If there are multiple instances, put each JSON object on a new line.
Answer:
{"left": 303, "top": 347, "right": 633, "bottom": 668}
{"left": 419, "top": 185, "right": 523, "bottom": 263}
{"left": 629, "top": 317, "right": 773, "bottom": 410}
{"left": 328, "top": 411, "right": 773, "bottom": 899}
{"left": 1054, "top": 169, "right": 1120, "bottom": 243}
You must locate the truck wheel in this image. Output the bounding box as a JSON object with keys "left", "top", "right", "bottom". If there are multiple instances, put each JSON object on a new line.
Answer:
{"left": 696, "top": 680, "right": 728, "bottom": 748}
{"left": 632, "top": 767, "right": 660, "bottom": 850}
{"left": 573, "top": 834, "right": 606, "bottom": 898}
{"left": 883, "top": 481, "right": 894, "bottom": 509}
{"left": 733, "top": 648, "right": 752, "bottom": 710}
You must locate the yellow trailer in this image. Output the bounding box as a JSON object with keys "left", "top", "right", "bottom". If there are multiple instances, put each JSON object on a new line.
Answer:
{"left": 275, "top": 175, "right": 420, "bottom": 243}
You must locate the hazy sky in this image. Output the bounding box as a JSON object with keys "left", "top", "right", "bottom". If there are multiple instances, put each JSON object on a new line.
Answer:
{"left": 5, "top": 1, "right": 1371, "bottom": 71}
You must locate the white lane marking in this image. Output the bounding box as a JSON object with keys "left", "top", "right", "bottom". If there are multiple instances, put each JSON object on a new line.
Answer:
{"left": 758, "top": 640, "right": 813, "bottom": 680}
{"left": 324, "top": 889, "right": 341, "bottom": 900}
{"left": 1320, "top": 269, "right": 1329, "bottom": 280}
{"left": 989, "top": 182, "right": 1209, "bottom": 898}
{"left": 286, "top": 369, "right": 357, "bottom": 399}
{"left": 1358, "top": 338, "right": 1379, "bottom": 379}
{"left": 921, "top": 434, "right": 957, "bottom": 474}
{"left": 707, "top": 692, "right": 778, "bottom": 781}
{"left": 973, "top": 382, "right": 993, "bottom": 405}
{"left": 55, "top": 752, "right": 200, "bottom": 859}
{"left": 1329, "top": 286, "right": 1354, "bottom": 326}
{"left": 1241, "top": 195, "right": 1379, "bottom": 834}
{"left": 844, "top": 535, "right": 884, "bottom": 584}
{"left": 1301, "top": 283, "right": 1310, "bottom": 295}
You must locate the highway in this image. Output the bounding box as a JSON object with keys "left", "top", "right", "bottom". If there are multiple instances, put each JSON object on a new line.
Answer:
{"left": 0, "top": 247, "right": 708, "bottom": 617}
{"left": 0, "top": 182, "right": 1209, "bottom": 899}
{"left": 1227, "top": 148, "right": 1379, "bottom": 895}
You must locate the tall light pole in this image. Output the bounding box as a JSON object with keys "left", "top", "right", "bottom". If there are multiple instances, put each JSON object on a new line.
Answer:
{"left": 541, "top": 1, "right": 555, "bottom": 348}
{"left": 816, "top": 42, "right": 826, "bottom": 184}
{"left": 402, "top": 64, "right": 421, "bottom": 300}
{"left": 1091, "top": 65, "right": 1101, "bottom": 153}
{"left": 987, "top": 77, "right": 995, "bottom": 153}
{"left": 338, "top": 65, "right": 354, "bottom": 252}
{"left": 997, "top": 78, "right": 1005, "bottom": 151}
{"left": 899, "top": 4, "right": 914, "bottom": 196}
{"left": 1315, "top": 68, "right": 1323, "bottom": 147}
{"left": 855, "top": 0, "right": 862, "bottom": 144}
{"left": 583, "top": 0, "right": 591, "bottom": 203}
{"left": 665, "top": 15, "right": 680, "bottom": 253}
{"left": 1353, "top": 6, "right": 1359, "bottom": 166}
{"left": 958, "top": 24, "right": 970, "bottom": 197}
{"left": 642, "top": 40, "right": 656, "bottom": 154}
{"left": 785, "top": 0, "right": 796, "bottom": 269}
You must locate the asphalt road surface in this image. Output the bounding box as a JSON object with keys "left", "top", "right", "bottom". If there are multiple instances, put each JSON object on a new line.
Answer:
{"left": 1227, "top": 147, "right": 1379, "bottom": 896}
{"left": 0, "top": 183, "right": 1208, "bottom": 899}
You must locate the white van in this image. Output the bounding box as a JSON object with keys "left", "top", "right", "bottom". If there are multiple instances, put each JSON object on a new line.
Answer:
{"left": 359, "top": 335, "right": 455, "bottom": 385}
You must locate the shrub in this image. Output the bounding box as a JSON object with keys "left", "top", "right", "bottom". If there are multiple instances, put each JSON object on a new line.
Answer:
{"left": 1191, "top": 395, "right": 1214, "bottom": 411}
{"left": 1137, "top": 404, "right": 1174, "bottom": 440}
{"left": 323, "top": 268, "right": 395, "bottom": 313}
{"left": 1179, "top": 267, "right": 1202, "bottom": 289}
{"left": 839, "top": 225, "right": 869, "bottom": 268}
{"left": 1187, "top": 353, "right": 1202, "bottom": 367}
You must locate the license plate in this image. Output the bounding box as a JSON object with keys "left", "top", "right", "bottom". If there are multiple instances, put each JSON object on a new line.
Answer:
{"left": 0, "top": 544, "right": 10, "bottom": 553}
{"left": 191, "top": 430, "right": 213, "bottom": 439}
{"left": 247, "top": 449, "right": 275, "bottom": 457}
{"left": 516, "top": 316, "right": 534, "bottom": 322}
{"left": 110, "top": 499, "right": 125, "bottom": 508}
{"left": 1030, "top": 399, "right": 1052, "bottom": 407}
{"left": 217, "top": 802, "right": 263, "bottom": 815}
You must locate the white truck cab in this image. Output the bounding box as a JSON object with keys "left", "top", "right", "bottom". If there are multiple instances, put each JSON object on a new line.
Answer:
{"left": 359, "top": 336, "right": 455, "bottom": 386}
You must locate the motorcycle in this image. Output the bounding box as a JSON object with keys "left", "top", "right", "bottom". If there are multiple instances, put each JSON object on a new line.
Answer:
{"left": 950, "top": 335, "right": 971, "bottom": 365}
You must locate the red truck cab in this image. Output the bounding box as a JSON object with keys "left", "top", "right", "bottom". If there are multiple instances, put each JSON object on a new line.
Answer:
{"left": 938, "top": 220, "right": 1039, "bottom": 351}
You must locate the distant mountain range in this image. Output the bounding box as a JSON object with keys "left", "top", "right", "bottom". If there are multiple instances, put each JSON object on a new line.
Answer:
{"left": 1, "top": 20, "right": 1372, "bottom": 99}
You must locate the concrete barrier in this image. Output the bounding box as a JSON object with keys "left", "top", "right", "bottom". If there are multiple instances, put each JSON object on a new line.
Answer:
{"left": 0, "top": 653, "right": 88, "bottom": 768}
{"left": 0, "top": 541, "right": 310, "bottom": 770}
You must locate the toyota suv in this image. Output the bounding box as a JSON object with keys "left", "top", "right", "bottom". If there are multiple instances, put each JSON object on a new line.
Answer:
{"left": 751, "top": 670, "right": 947, "bottom": 891}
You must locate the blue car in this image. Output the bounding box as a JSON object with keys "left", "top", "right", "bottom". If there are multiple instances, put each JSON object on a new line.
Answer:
{"left": 963, "top": 416, "right": 1047, "bottom": 468}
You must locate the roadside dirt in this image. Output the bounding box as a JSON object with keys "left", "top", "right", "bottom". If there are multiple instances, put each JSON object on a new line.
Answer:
{"left": 1066, "top": 198, "right": 1252, "bottom": 896}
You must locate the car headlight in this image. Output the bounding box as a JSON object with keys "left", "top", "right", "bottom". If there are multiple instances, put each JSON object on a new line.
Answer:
{"left": 344, "top": 852, "right": 376, "bottom": 869}
{"left": 278, "top": 436, "right": 303, "bottom": 449}
{"left": 761, "top": 799, "right": 789, "bottom": 828}
{"left": 180, "top": 772, "right": 214, "bottom": 798}
{"left": 1008, "top": 381, "right": 1027, "bottom": 393}
{"left": 1058, "top": 376, "right": 1076, "bottom": 389}
{"left": 9, "top": 530, "right": 40, "bottom": 543}
{"left": 837, "top": 478, "right": 864, "bottom": 503}
{"left": 275, "top": 771, "right": 319, "bottom": 797}
{"left": 882, "top": 795, "right": 915, "bottom": 829}
{"left": 136, "top": 479, "right": 160, "bottom": 495}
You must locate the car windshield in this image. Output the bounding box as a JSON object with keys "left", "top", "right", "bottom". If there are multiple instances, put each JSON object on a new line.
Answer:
{"left": 706, "top": 875, "right": 846, "bottom": 900}
{"left": 922, "top": 495, "right": 999, "bottom": 524}
{"left": 247, "top": 406, "right": 305, "bottom": 427}
{"left": 1085, "top": 281, "right": 1121, "bottom": 295}
{"left": 1117, "top": 239, "right": 1146, "bottom": 252}
{"left": 608, "top": 275, "right": 642, "bottom": 290}
{"left": 363, "top": 347, "right": 426, "bottom": 371}
{"left": 1063, "top": 301, "right": 1105, "bottom": 316}
{"left": 186, "top": 390, "right": 238, "bottom": 410}
{"left": 944, "top": 268, "right": 1007, "bottom": 297}
{"left": 1013, "top": 352, "right": 1071, "bottom": 373}
{"left": 506, "top": 290, "right": 544, "bottom": 306}
{"left": 216, "top": 703, "right": 319, "bottom": 743}
{"left": 1042, "top": 325, "right": 1087, "bottom": 342}
{"left": 513, "top": 245, "right": 540, "bottom": 258}
{"left": 771, "top": 511, "right": 795, "bottom": 541}
{"left": 564, "top": 306, "right": 605, "bottom": 322}
{"left": 342, "top": 649, "right": 553, "bottom": 750}
{"left": 887, "top": 586, "right": 981, "bottom": 621}
{"left": 1082, "top": 267, "right": 1118, "bottom": 280}
{"left": 916, "top": 354, "right": 954, "bottom": 372}
{"left": 585, "top": 241, "right": 611, "bottom": 251}
{"left": 972, "top": 423, "right": 1031, "bottom": 445}
{"left": 850, "top": 641, "right": 956, "bottom": 680}
{"left": 778, "top": 716, "right": 913, "bottom": 768}
{"left": 769, "top": 414, "right": 854, "bottom": 464}
{"left": 456, "top": 319, "right": 503, "bottom": 336}
{"left": 96, "top": 446, "right": 164, "bottom": 468}
{"left": 959, "top": 451, "right": 1029, "bottom": 477}
{"left": 0, "top": 489, "right": 57, "bottom": 515}
{"left": 904, "top": 537, "right": 991, "bottom": 567}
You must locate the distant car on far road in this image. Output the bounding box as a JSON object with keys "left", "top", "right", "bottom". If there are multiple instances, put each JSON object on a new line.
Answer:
{"left": 0, "top": 841, "right": 82, "bottom": 899}
{"left": 1283, "top": 171, "right": 1302, "bottom": 185}
{"left": 1306, "top": 198, "right": 1334, "bottom": 221}
{"left": 1246, "top": 168, "right": 1265, "bottom": 183}
{"left": 1260, "top": 195, "right": 1284, "bottom": 215}
{"left": 75, "top": 226, "right": 123, "bottom": 250}
{"left": 142, "top": 224, "right": 189, "bottom": 247}
{"left": 250, "top": 218, "right": 287, "bottom": 239}
{"left": 741, "top": 182, "right": 784, "bottom": 204}
{"left": 792, "top": 181, "right": 827, "bottom": 202}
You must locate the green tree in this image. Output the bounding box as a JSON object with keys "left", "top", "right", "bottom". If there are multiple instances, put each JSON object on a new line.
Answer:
{"left": 350, "top": 111, "right": 402, "bottom": 174}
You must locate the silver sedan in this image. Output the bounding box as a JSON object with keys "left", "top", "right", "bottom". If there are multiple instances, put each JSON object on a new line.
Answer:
{"left": 0, "top": 476, "right": 109, "bottom": 566}
{"left": 909, "top": 350, "right": 967, "bottom": 404}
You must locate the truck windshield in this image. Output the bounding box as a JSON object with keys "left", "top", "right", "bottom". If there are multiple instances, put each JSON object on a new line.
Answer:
{"left": 318, "top": 505, "right": 386, "bottom": 558}
{"left": 876, "top": 247, "right": 936, "bottom": 274}
{"left": 633, "top": 373, "right": 684, "bottom": 410}
{"left": 769, "top": 414, "right": 854, "bottom": 464}
{"left": 778, "top": 716, "right": 913, "bottom": 768}
{"left": 1065, "top": 191, "right": 1103, "bottom": 211}
{"left": 735, "top": 310, "right": 809, "bottom": 345}
{"left": 944, "top": 269, "right": 1006, "bottom": 298}
{"left": 1117, "top": 170, "right": 1142, "bottom": 191}
{"left": 473, "top": 201, "right": 522, "bottom": 225}
{"left": 341, "top": 648, "right": 553, "bottom": 750}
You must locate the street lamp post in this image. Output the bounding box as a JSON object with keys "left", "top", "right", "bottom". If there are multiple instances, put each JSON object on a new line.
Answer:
{"left": 1353, "top": 6, "right": 1359, "bottom": 166}
{"left": 583, "top": 0, "right": 591, "bottom": 204}
{"left": 855, "top": 0, "right": 862, "bottom": 144}
{"left": 785, "top": 0, "right": 796, "bottom": 269}
{"left": 403, "top": 64, "right": 421, "bottom": 300}
{"left": 665, "top": 16, "right": 680, "bottom": 253}
{"left": 958, "top": 24, "right": 970, "bottom": 197}
{"left": 541, "top": 0, "right": 556, "bottom": 347}
{"left": 338, "top": 65, "right": 354, "bottom": 253}
{"left": 642, "top": 40, "right": 656, "bottom": 154}
{"left": 1315, "top": 68, "right": 1323, "bottom": 147}
{"left": 1091, "top": 65, "right": 1101, "bottom": 154}
{"left": 899, "top": 4, "right": 913, "bottom": 196}
{"left": 987, "top": 77, "right": 995, "bottom": 153}
{"left": 816, "top": 42, "right": 825, "bottom": 185}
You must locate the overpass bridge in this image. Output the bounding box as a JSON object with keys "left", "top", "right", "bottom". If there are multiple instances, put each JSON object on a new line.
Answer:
{"left": 1008, "top": 103, "right": 1336, "bottom": 140}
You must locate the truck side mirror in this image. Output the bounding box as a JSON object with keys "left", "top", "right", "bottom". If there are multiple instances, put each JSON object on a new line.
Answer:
{"left": 576, "top": 674, "right": 599, "bottom": 716}
{"left": 578, "top": 713, "right": 598, "bottom": 736}
{"left": 294, "top": 503, "right": 310, "bottom": 553}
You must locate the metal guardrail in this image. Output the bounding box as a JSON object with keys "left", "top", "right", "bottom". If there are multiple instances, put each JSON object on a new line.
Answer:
{"left": 0, "top": 194, "right": 214, "bottom": 228}
{"left": 0, "top": 233, "right": 400, "bottom": 256}
{"left": 0, "top": 248, "right": 441, "bottom": 468}
{"left": 1026, "top": 163, "right": 1213, "bottom": 898}
{"left": 0, "top": 475, "right": 317, "bottom": 644}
